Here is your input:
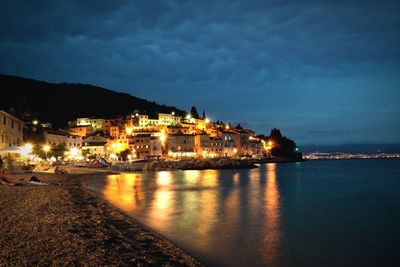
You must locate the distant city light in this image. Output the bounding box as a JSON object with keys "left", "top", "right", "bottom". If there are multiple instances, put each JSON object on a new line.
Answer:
{"left": 32, "top": 120, "right": 38, "bottom": 125}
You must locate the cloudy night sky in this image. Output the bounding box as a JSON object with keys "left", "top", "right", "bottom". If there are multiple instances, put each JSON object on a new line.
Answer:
{"left": 1, "top": 0, "right": 399, "bottom": 145}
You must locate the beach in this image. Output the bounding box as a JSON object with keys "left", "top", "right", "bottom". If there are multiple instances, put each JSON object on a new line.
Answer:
{"left": 0, "top": 171, "right": 202, "bottom": 267}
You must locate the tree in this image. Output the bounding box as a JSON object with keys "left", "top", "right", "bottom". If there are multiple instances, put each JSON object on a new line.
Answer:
{"left": 268, "top": 128, "right": 301, "bottom": 159}
{"left": 190, "top": 106, "right": 200, "bottom": 119}
{"left": 52, "top": 143, "right": 67, "bottom": 159}
{"left": 235, "top": 123, "right": 243, "bottom": 130}
{"left": 120, "top": 149, "right": 131, "bottom": 161}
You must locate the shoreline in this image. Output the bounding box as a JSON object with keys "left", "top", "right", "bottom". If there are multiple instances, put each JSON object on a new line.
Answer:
{"left": 0, "top": 171, "right": 203, "bottom": 266}
{"left": 107, "top": 157, "right": 304, "bottom": 172}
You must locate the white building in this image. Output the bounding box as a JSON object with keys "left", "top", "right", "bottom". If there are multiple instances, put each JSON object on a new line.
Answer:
{"left": 138, "top": 115, "right": 159, "bottom": 127}
{"left": 76, "top": 118, "right": 104, "bottom": 131}
{"left": 222, "top": 131, "right": 238, "bottom": 157}
{"left": 82, "top": 135, "right": 108, "bottom": 156}
{"left": 138, "top": 112, "right": 182, "bottom": 127}
{"left": 158, "top": 112, "right": 181, "bottom": 125}
{"left": 167, "top": 134, "right": 196, "bottom": 158}
{"left": 44, "top": 130, "right": 82, "bottom": 150}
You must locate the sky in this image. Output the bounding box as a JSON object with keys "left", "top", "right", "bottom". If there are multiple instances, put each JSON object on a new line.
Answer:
{"left": 1, "top": 0, "right": 399, "bottom": 145}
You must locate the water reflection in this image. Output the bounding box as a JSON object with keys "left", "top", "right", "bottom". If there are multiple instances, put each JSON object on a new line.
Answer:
{"left": 98, "top": 166, "right": 282, "bottom": 266}
{"left": 263, "top": 163, "right": 281, "bottom": 266}
{"left": 102, "top": 173, "right": 141, "bottom": 213}
{"left": 148, "top": 171, "right": 176, "bottom": 230}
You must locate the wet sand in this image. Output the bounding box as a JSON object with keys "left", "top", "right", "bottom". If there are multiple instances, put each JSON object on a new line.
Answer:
{"left": 0, "top": 171, "right": 202, "bottom": 267}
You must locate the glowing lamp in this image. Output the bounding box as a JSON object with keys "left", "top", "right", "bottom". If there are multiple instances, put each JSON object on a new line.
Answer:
{"left": 126, "top": 127, "right": 133, "bottom": 135}
{"left": 70, "top": 147, "right": 79, "bottom": 156}
{"left": 43, "top": 144, "right": 51, "bottom": 153}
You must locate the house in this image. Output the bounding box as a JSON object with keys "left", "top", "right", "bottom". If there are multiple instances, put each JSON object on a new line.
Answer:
{"left": 128, "top": 133, "right": 162, "bottom": 159}
{"left": 44, "top": 130, "right": 82, "bottom": 150}
{"left": 207, "top": 136, "right": 223, "bottom": 157}
{"left": 167, "top": 134, "right": 196, "bottom": 158}
{"left": 0, "top": 110, "right": 24, "bottom": 150}
{"left": 70, "top": 125, "right": 92, "bottom": 137}
{"left": 195, "top": 133, "right": 210, "bottom": 157}
{"left": 158, "top": 112, "right": 181, "bottom": 126}
{"left": 76, "top": 117, "right": 104, "bottom": 131}
{"left": 82, "top": 135, "right": 108, "bottom": 156}
{"left": 222, "top": 130, "right": 238, "bottom": 157}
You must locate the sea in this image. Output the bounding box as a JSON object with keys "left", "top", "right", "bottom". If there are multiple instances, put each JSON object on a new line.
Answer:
{"left": 86, "top": 158, "right": 400, "bottom": 267}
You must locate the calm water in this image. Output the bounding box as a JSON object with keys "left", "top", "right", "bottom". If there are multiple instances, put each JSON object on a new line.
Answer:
{"left": 86, "top": 159, "right": 400, "bottom": 267}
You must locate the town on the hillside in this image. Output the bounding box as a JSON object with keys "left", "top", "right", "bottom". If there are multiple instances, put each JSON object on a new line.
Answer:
{"left": 0, "top": 107, "right": 301, "bottom": 167}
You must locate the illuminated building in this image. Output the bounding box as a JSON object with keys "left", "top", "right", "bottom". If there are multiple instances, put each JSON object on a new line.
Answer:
{"left": 195, "top": 133, "right": 210, "bottom": 157}
{"left": 69, "top": 125, "right": 92, "bottom": 137}
{"left": 82, "top": 135, "right": 108, "bottom": 156}
{"left": 76, "top": 117, "right": 104, "bottom": 131}
{"left": 0, "top": 110, "right": 24, "bottom": 150}
{"left": 222, "top": 130, "right": 238, "bottom": 157}
{"left": 43, "top": 130, "right": 82, "bottom": 156}
{"left": 166, "top": 125, "right": 192, "bottom": 135}
{"left": 128, "top": 133, "right": 162, "bottom": 159}
{"left": 158, "top": 112, "right": 182, "bottom": 125}
{"left": 138, "top": 112, "right": 182, "bottom": 127}
{"left": 167, "top": 134, "right": 196, "bottom": 158}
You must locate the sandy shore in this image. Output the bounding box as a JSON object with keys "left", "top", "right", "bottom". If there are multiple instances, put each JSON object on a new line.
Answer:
{"left": 0, "top": 171, "right": 202, "bottom": 267}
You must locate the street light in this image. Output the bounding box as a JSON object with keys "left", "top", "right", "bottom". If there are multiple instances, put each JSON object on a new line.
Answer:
{"left": 126, "top": 127, "right": 133, "bottom": 135}
{"left": 43, "top": 144, "right": 51, "bottom": 158}
{"left": 160, "top": 132, "right": 166, "bottom": 146}
{"left": 21, "top": 143, "right": 33, "bottom": 157}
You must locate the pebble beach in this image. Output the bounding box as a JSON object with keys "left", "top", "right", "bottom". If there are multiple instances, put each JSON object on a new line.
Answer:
{"left": 0, "top": 171, "right": 202, "bottom": 267}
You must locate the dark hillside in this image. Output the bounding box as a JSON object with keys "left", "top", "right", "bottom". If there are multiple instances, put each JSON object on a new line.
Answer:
{"left": 0, "top": 74, "right": 184, "bottom": 127}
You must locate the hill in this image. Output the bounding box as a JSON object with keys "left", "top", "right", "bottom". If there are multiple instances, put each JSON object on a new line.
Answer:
{"left": 0, "top": 74, "right": 184, "bottom": 128}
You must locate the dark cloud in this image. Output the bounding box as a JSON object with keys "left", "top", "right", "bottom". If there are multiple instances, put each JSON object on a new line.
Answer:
{"left": 1, "top": 0, "right": 400, "bottom": 145}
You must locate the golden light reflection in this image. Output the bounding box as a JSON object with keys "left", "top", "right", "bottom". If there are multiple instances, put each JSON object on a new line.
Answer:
{"left": 263, "top": 163, "right": 281, "bottom": 266}
{"left": 147, "top": 171, "right": 176, "bottom": 230}
{"left": 248, "top": 169, "right": 261, "bottom": 219}
{"left": 196, "top": 170, "right": 219, "bottom": 241}
{"left": 183, "top": 170, "right": 201, "bottom": 185}
{"left": 102, "top": 174, "right": 141, "bottom": 213}
{"left": 233, "top": 172, "right": 240, "bottom": 185}
{"left": 157, "top": 171, "right": 172, "bottom": 186}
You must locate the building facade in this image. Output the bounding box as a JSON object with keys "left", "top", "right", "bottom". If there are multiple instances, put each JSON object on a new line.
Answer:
{"left": 0, "top": 110, "right": 24, "bottom": 149}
